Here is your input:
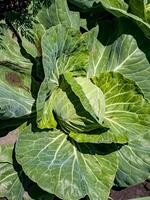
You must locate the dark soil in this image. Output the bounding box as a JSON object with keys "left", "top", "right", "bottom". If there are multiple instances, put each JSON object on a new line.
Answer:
{"left": 110, "top": 180, "right": 150, "bottom": 200}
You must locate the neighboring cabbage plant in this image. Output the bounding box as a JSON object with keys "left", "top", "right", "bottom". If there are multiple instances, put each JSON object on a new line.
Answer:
{"left": 69, "top": 0, "right": 150, "bottom": 39}
{"left": 0, "top": 0, "right": 150, "bottom": 200}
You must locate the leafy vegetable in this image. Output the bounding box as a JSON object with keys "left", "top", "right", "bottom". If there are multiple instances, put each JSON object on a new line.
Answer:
{"left": 0, "top": 0, "right": 150, "bottom": 199}
{"left": 16, "top": 125, "right": 118, "bottom": 200}
{"left": 0, "top": 145, "right": 55, "bottom": 200}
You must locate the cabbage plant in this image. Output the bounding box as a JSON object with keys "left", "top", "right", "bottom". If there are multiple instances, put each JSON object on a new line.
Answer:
{"left": 0, "top": 0, "right": 150, "bottom": 200}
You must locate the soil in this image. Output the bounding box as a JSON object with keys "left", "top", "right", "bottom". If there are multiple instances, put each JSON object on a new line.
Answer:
{"left": 110, "top": 181, "right": 150, "bottom": 200}
{"left": 0, "top": 130, "right": 18, "bottom": 145}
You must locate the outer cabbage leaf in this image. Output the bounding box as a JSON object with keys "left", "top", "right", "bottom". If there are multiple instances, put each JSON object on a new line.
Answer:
{"left": 93, "top": 73, "right": 150, "bottom": 142}
{"left": 114, "top": 92, "right": 150, "bottom": 189}
{"left": 0, "top": 25, "right": 32, "bottom": 74}
{"left": 128, "top": 0, "right": 145, "bottom": 19}
{"left": 0, "top": 145, "right": 54, "bottom": 200}
{"left": 68, "top": 0, "right": 99, "bottom": 10}
{"left": 0, "top": 22, "right": 36, "bottom": 132}
{"left": 87, "top": 30, "right": 150, "bottom": 100}
{"left": 129, "top": 0, "right": 150, "bottom": 24}
{"left": 69, "top": 72, "right": 150, "bottom": 143}
{"left": 0, "top": 145, "right": 25, "bottom": 200}
{"left": 100, "top": 0, "right": 128, "bottom": 14}
{"left": 42, "top": 25, "right": 88, "bottom": 84}
{"left": 37, "top": 25, "right": 89, "bottom": 125}
{"left": 98, "top": 0, "right": 150, "bottom": 38}
{"left": 145, "top": 2, "right": 150, "bottom": 23}
{"left": 116, "top": 131, "right": 150, "bottom": 187}
{"left": 18, "top": 22, "right": 46, "bottom": 58}
{"left": 0, "top": 27, "right": 34, "bottom": 129}
{"left": 6, "top": 2, "right": 46, "bottom": 58}
{"left": 16, "top": 125, "right": 118, "bottom": 200}
{"left": 37, "top": 0, "right": 80, "bottom": 30}
{"left": 0, "top": 67, "right": 34, "bottom": 120}
{"left": 16, "top": 0, "right": 80, "bottom": 58}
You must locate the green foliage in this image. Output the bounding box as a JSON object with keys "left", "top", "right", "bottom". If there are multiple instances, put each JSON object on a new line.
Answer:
{"left": 0, "top": 0, "right": 150, "bottom": 200}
